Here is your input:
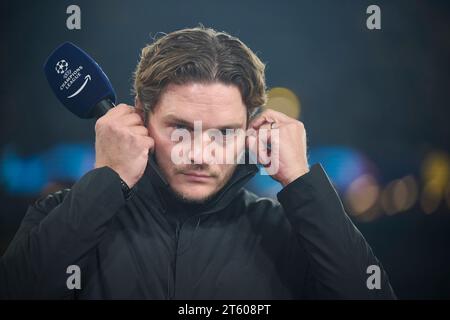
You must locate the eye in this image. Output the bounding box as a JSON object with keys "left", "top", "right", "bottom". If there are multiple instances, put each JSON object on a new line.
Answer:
{"left": 220, "top": 129, "right": 233, "bottom": 136}
{"left": 174, "top": 123, "right": 188, "bottom": 130}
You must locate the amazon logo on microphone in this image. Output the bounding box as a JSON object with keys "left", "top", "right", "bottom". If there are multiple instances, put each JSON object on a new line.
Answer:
{"left": 56, "top": 62, "right": 91, "bottom": 98}
{"left": 67, "top": 74, "right": 91, "bottom": 99}
{"left": 44, "top": 42, "right": 117, "bottom": 118}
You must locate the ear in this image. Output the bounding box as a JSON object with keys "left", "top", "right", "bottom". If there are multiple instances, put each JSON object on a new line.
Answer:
{"left": 134, "top": 97, "right": 146, "bottom": 123}
{"left": 250, "top": 106, "right": 263, "bottom": 120}
{"left": 135, "top": 96, "right": 142, "bottom": 111}
{"left": 247, "top": 106, "right": 263, "bottom": 129}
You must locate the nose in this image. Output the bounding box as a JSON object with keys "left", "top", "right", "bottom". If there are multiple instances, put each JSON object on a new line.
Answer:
{"left": 188, "top": 130, "right": 215, "bottom": 165}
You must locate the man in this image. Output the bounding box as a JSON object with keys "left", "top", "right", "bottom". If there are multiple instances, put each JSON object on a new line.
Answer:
{"left": 0, "top": 26, "right": 396, "bottom": 299}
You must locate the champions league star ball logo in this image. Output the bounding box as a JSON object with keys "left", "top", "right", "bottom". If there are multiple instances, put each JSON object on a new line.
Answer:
{"left": 55, "top": 60, "right": 69, "bottom": 74}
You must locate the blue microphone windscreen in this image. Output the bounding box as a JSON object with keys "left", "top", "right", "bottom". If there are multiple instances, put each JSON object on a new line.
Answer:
{"left": 43, "top": 42, "right": 116, "bottom": 119}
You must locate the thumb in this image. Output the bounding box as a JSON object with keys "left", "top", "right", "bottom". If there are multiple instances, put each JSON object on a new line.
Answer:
{"left": 246, "top": 135, "right": 258, "bottom": 164}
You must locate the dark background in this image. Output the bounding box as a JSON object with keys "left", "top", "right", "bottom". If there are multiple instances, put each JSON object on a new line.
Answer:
{"left": 1, "top": 0, "right": 449, "bottom": 299}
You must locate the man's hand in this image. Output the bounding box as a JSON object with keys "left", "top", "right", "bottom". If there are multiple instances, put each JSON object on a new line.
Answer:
{"left": 247, "top": 109, "right": 309, "bottom": 187}
{"left": 94, "top": 104, "right": 154, "bottom": 188}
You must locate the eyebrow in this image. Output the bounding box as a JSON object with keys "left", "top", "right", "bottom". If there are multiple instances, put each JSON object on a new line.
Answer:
{"left": 163, "top": 114, "right": 244, "bottom": 130}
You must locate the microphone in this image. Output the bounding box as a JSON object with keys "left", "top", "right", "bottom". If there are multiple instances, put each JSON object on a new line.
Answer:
{"left": 43, "top": 42, "right": 116, "bottom": 119}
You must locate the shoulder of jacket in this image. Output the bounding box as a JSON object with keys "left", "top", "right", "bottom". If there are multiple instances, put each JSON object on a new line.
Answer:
{"left": 236, "top": 189, "right": 289, "bottom": 231}
{"left": 239, "top": 188, "right": 283, "bottom": 212}
{"left": 33, "top": 188, "right": 72, "bottom": 213}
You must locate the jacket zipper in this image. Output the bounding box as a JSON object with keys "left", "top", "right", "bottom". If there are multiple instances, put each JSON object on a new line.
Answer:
{"left": 169, "top": 221, "right": 182, "bottom": 299}
{"left": 166, "top": 166, "right": 258, "bottom": 299}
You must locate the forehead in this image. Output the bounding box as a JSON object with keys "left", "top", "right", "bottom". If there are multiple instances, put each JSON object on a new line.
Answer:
{"left": 154, "top": 82, "right": 247, "bottom": 127}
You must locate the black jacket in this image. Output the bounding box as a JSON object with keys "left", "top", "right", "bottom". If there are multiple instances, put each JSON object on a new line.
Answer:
{"left": 0, "top": 157, "right": 396, "bottom": 299}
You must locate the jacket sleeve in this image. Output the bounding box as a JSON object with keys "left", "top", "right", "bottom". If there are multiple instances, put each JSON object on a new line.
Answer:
{"left": 0, "top": 166, "right": 126, "bottom": 299}
{"left": 277, "top": 163, "right": 397, "bottom": 299}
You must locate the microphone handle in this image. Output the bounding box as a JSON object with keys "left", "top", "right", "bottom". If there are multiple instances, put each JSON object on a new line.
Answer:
{"left": 92, "top": 99, "right": 116, "bottom": 119}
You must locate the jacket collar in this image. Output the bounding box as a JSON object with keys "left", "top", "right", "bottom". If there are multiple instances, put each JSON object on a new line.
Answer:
{"left": 135, "top": 153, "right": 259, "bottom": 216}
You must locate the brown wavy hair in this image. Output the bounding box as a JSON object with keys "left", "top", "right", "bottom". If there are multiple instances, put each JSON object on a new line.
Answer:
{"left": 133, "top": 25, "right": 267, "bottom": 124}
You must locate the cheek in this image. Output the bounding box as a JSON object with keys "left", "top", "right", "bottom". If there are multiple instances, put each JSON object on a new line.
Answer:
{"left": 217, "top": 164, "right": 236, "bottom": 180}
{"left": 151, "top": 128, "right": 176, "bottom": 158}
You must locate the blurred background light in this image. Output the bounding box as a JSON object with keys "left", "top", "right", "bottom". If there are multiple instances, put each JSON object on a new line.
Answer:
{"left": 308, "top": 146, "right": 374, "bottom": 191}
{"left": 392, "top": 175, "right": 418, "bottom": 212}
{"left": 0, "top": 144, "right": 94, "bottom": 195}
{"left": 247, "top": 145, "right": 376, "bottom": 199}
{"left": 420, "top": 151, "right": 450, "bottom": 214}
{"left": 265, "top": 87, "right": 301, "bottom": 119}
{"left": 381, "top": 175, "right": 419, "bottom": 215}
{"left": 345, "top": 173, "right": 380, "bottom": 215}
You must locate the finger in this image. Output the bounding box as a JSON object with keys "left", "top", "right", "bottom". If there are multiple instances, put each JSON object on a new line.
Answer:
{"left": 256, "top": 125, "right": 272, "bottom": 166}
{"left": 258, "top": 122, "right": 273, "bottom": 143}
{"left": 135, "top": 106, "right": 145, "bottom": 119}
{"left": 246, "top": 134, "right": 258, "bottom": 164}
{"left": 249, "top": 109, "right": 292, "bottom": 129}
{"left": 249, "top": 111, "right": 279, "bottom": 130}
{"left": 129, "top": 125, "right": 149, "bottom": 136}
{"left": 141, "top": 136, "right": 155, "bottom": 152}
{"left": 246, "top": 127, "right": 271, "bottom": 166}
{"left": 249, "top": 113, "right": 272, "bottom": 129}
{"left": 108, "top": 104, "right": 135, "bottom": 118}
{"left": 262, "top": 108, "right": 293, "bottom": 122}
{"left": 121, "top": 113, "right": 144, "bottom": 126}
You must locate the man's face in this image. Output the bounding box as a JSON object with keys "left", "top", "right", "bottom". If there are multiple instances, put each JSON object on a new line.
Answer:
{"left": 142, "top": 82, "right": 247, "bottom": 203}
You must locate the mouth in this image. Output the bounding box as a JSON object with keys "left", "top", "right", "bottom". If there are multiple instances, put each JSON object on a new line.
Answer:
{"left": 181, "top": 172, "right": 214, "bottom": 182}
